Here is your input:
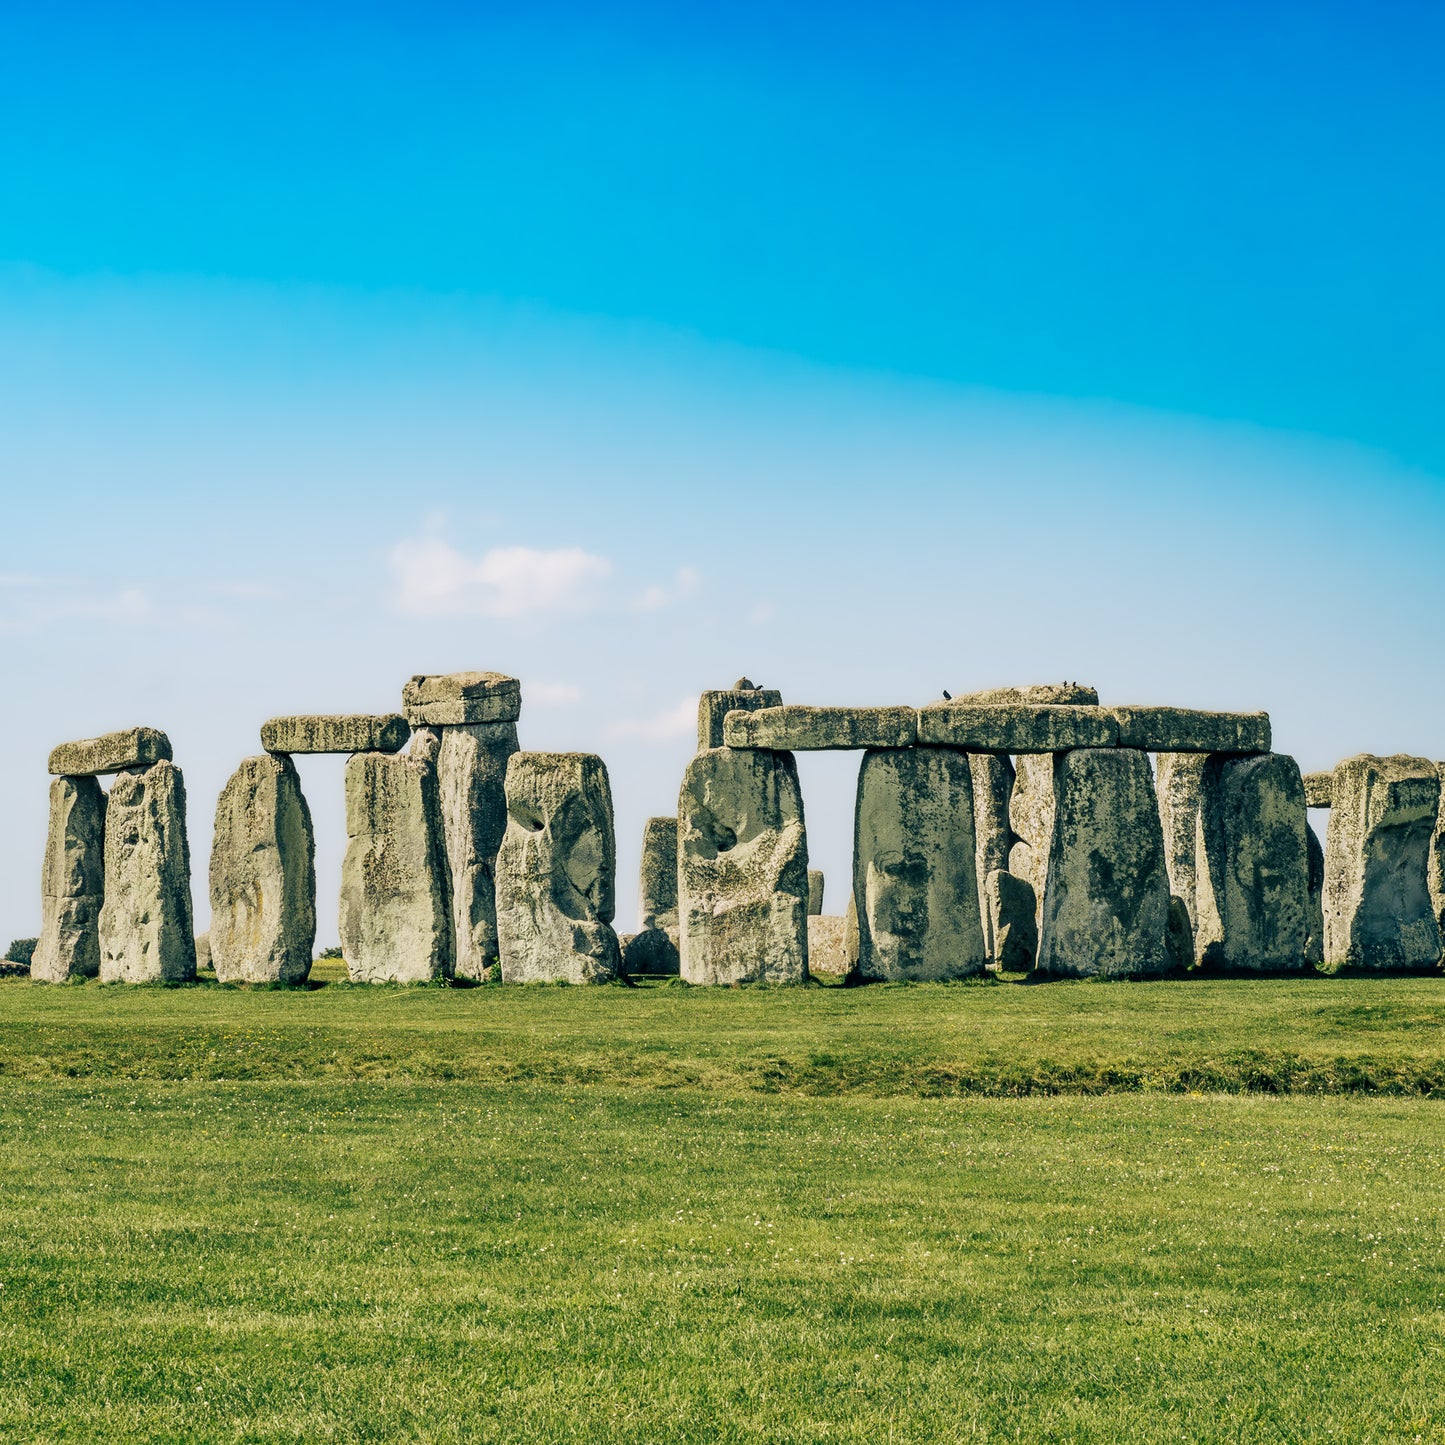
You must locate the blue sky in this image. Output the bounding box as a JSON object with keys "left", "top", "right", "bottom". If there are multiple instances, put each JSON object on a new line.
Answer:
{"left": 1, "top": 1, "right": 1441, "bottom": 938}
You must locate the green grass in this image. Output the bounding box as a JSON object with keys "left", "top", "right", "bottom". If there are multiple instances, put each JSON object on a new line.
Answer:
{"left": 3, "top": 976, "right": 1445, "bottom": 1441}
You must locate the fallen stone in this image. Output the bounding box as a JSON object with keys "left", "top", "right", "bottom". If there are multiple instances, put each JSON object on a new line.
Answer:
{"left": 807, "top": 915, "right": 852, "bottom": 977}
{"left": 724, "top": 704, "right": 918, "bottom": 751}
{"left": 1303, "top": 772, "right": 1335, "bottom": 809}
{"left": 437, "top": 721, "right": 518, "bottom": 980}
{"left": 948, "top": 683, "right": 1099, "bottom": 706}
{"left": 697, "top": 686, "right": 782, "bottom": 750}
{"left": 99, "top": 760, "right": 197, "bottom": 983}
{"left": 1036, "top": 749, "right": 1170, "bottom": 978}
{"left": 639, "top": 816, "right": 679, "bottom": 934}
{"left": 854, "top": 746, "right": 986, "bottom": 981}
{"left": 496, "top": 752, "right": 620, "bottom": 984}
{"left": 1324, "top": 754, "right": 1441, "bottom": 971}
{"left": 1155, "top": 753, "right": 1208, "bottom": 940}
{"left": 985, "top": 869, "right": 1036, "bottom": 973}
{"left": 402, "top": 671, "right": 522, "bottom": 727}
{"left": 1306, "top": 824, "right": 1325, "bottom": 965}
{"left": 209, "top": 754, "right": 317, "bottom": 985}
{"left": 262, "top": 714, "right": 410, "bottom": 755}
{"left": 916, "top": 704, "right": 1118, "bottom": 752}
{"left": 1110, "top": 707, "right": 1271, "bottom": 754}
{"left": 678, "top": 747, "right": 809, "bottom": 985}
{"left": 32, "top": 775, "right": 106, "bottom": 982}
{"left": 807, "top": 869, "right": 825, "bottom": 916}
{"left": 340, "top": 749, "right": 452, "bottom": 983}
{"left": 970, "top": 753, "right": 1014, "bottom": 958}
{"left": 621, "top": 926, "right": 680, "bottom": 977}
{"left": 48, "top": 726, "right": 171, "bottom": 777}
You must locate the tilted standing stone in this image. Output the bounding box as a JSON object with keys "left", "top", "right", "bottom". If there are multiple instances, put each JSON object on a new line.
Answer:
{"left": 678, "top": 747, "right": 808, "bottom": 985}
{"left": 99, "top": 760, "right": 196, "bottom": 983}
{"left": 622, "top": 814, "right": 680, "bottom": 977}
{"left": 1035, "top": 749, "right": 1169, "bottom": 978}
{"left": 970, "top": 753, "right": 1014, "bottom": 960}
{"left": 32, "top": 775, "right": 106, "bottom": 981}
{"left": 1323, "top": 755, "right": 1441, "bottom": 971}
{"left": 1193, "top": 753, "right": 1310, "bottom": 973}
{"left": 496, "top": 752, "right": 620, "bottom": 983}
{"left": 853, "top": 747, "right": 985, "bottom": 981}
{"left": 209, "top": 754, "right": 316, "bottom": 985}
{"left": 807, "top": 869, "right": 825, "bottom": 916}
{"left": 1156, "top": 753, "right": 1208, "bottom": 942}
{"left": 340, "top": 749, "right": 452, "bottom": 983}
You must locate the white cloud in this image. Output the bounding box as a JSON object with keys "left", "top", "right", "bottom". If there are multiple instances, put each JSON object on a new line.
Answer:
{"left": 607, "top": 696, "right": 698, "bottom": 742}
{"left": 527, "top": 681, "right": 583, "bottom": 706}
{"left": 390, "top": 537, "right": 613, "bottom": 619}
{"left": 629, "top": 565, "right": 702, "bottom": 613}
{"left": 747, "top": 601, "right": 775, "bottom": 625}
{"left": 0, "top": 581, "right": 153, "bottom": 633}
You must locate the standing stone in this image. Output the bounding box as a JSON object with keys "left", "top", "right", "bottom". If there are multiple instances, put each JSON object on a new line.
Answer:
{"left": 853, "top": 747, "right": 985, "bottom": 981}
{"left": 1431, "top": 765, "right": 1445, "bottom": 949}
{"left": 1008, "top": 754, "right": 1057, "bottom": 922}
{"left": 1165, "top": 895, "right": 1193, "bottom": 972}
{"left": 1155, "top": 753, "right": 1207, "bottom": 941}
{"left": 1323, "top": 755, "right": 1442, "bottom": 971}
{"left": 402, "top": 671, "right": 521, "bottom": 728}
{"left": 340, "top": 749, "right": 452, "bottom": 983}
{"left": 1036, "top": 749, "right": 1169, "bottom": 978}
{"left": 696, "top": 683, "right": 782, "bottom": 751}
{"left": 623, "top": 814, "right": 681, "bottom": 977}
{"left": 1306, "top": 824, "right": 1325, "bottom": 965}
{"left": 496, "top": 753, "right": 620, "bottom": 983}
{"left": 209, "top": 754, "right": 316, "bottom": 985}
{"left": 436, "top": 722, "right": 518, "bottom": 979}
{"left": 806, "top": 916, "right": 851, "bottom": 977}
{"left": 985, "top": 869, "right": 1037, "bottom": 973}
{"left": 807, "top": 869, "right": 825, "bottom": 916}
{"left": 98, "top": 760, "right": 196, "bottom": 983}
{"left": 32, "top": 775, "right": 106, "bottom": 982}
{"left": 1193, "top": 753, "right": 1310, "bottom": 973}
{"left": 678, "top": 747, "right": 808, "bottom": 985}
{"left": 970, "top": 753, "right": 1014, "bottom": 959}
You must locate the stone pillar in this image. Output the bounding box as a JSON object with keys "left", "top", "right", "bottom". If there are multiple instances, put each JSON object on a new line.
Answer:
{"left": 1007, "top": 753, "right": 1056, "bottom": 923}
{"left": 496, "top": 752, "right": 620, "bottom": 983}
{"left": 1323, "top": 755, "right": 1441, "bottom": 971}
{"left": 340, "top": 749, "right": 452, "bottom": 983}
{"left": 969, "top": 753, "right": 1014, "bottom": 960}
{"left": 1193, "top": 753, "right": 1310, "bottom": 973}
{"left": 1306, "top": 823, "right": 1325, "bottom": 965}
{"left": 32, "top": 775, "right": 107, "bottom": 982}
{"left": 1155, "top": 752, "right": 1207, "bottom": 943}
{"left": 984, "top": 868, "right": 1037, "bottom": 973}
{"left": 807, "top": 869, "right": 825, "bottom": 915}
{"left": 1036, "top": 748, "right": 1169, "bottom": 978}
{"left": 99, "top": 760, "right": 196, "bottom": 983}
{"left": 209, "top": 754, "right": 316, "bottom": 985}
{"left": 1430, "top": 763, "right": 1445, "bottom": 952}
{"left": 678, "top": 747, "right": 808, "bottom": 985}
{"left": 853, "top": 746, "right": 985, "bottom": 981}
{"left": 622, "top": 814, "right": 680, "bottom": 977}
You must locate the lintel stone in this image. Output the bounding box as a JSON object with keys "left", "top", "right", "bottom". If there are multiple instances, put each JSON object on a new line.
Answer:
{"left": 48, "top": 726, "right": 172, "bottom": 777}
{"left": 698, "top": 687, "right": 781, "bottom": 750}
{"left": 403, "top": 672, "right": 521, "bottom": 726}
{"left": 916, "top": 703, "right": 1118, "bottom": 752}
{"left": 1110, "top": 707, "right": 1270, "bottom": 754}
{"left": 261, "top": 714, "right": 410, "bottom": 755}
{"left": 1303, "top": 771, "right": 1334, "bottom": 808}
{"left": 948, "top": 683, "right": 1099, "bottom": 706}
{"left": 723, "top": 705, "right": 917, "bottom": 751}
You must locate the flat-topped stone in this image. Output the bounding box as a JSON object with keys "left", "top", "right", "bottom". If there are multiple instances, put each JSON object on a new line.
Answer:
{"left": 917, "top": 703, "right": 1118, "bottom": 752}
{"left": 698, "top": 687, "right": 781, "bottom": 750}
{"left": 949, "top": 683, "right": 1099, "bottom": 706}
{"left": 1303, "top": 771, "right": 1334, "bottom": 808}
{"left": 48, "top": 727, "right": 171, "bottom": 777}
{"left": 724, "top": 705, "right": 917, "bottom": 751}
{"left": 403, "top": 671, "right": 521, "bottom": 726}
{"left": 261, "top": 714, "right": 409, "bottom": 755}
{"left": 1110, "top": 707, "right": 1270, "bottom": 754}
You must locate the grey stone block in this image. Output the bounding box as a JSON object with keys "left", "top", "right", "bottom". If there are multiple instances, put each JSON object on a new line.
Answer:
{"left": 985, "top": 869, "right": 1037, "bottom": 973}
{"left": 48, "top": 727, "right": 171, "bottom": 777}
{"left": 496, "top": 753, "right": 620, "bottom": 984}
{"left": 807, "top": 869, "right": 825, "bottom": 916}
{"left": 697, "top": 687, "right": 782, "bottom": 751}
{"left": 1110, "top": 707, "right": 1270, "bottom": 754}
{"left": 724, "top": 705, "right": 918, "bottom": 751}
{"left": 1156, "top": 753, "right": 1208, "bottom": 940}
{"left": 854, "top": 746, "right": 985, "bottom": 981}
{"left": 1303, "top": 772, "right": 1334, "bottom": 809}
{"left": 949, "top": 683, "right": 1099, "bottom": 706}
{"left": 402, "top": 672, "right": 522, "bottom": 727}
{"left": 639, "top": 816, "right": 679, "bottom": 934}
{"left": 916, "top": 704, "right": 1119, "bottom": 752}
{"left": 195, "top": 932, "right": 211, "bottom": 970}
{"left": 32, "top": 775, "right": 106, "bottom": 982}
{"left": 209, "top": 754, "right": 316, "bottom": 985}
{"left": 262, "top": 715, "right": 410, "bottom": 755}
{"left": 807, "top": 916, "right": 852, "bottom": 978}
{"left": 620, "top": 927, "right": 680, "bottom": 977}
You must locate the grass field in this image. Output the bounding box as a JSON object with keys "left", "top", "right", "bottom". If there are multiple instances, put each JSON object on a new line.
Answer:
{"left": 3, "top": 973, "right": 1445, "bottom": 1441}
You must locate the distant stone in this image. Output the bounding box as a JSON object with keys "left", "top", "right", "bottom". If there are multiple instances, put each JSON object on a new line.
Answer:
{"left": 639, "top": 816, "right": 679, "bottom": 934}
{"left": 843, "top": 893, "right": 860, "bottom": 972}
{"left": 195, "top": 931, "right": 212, "bottom": 970}
{"left": 48, "top": 726, "right": 171, "bottom": 778}
{"left": 1324, "top": 755, "right": 1441, "bottom": 971}
{"left": 32, "top": 775, "right": 106, "bottom": 982}
{"left": 985, "top": 869, "right": 1037, "bottom": 973}
{"left": 916, "top": 703, "right": 1118, "bottom": 752}
{"left": 1306, "top": 823, "right": 1325, "bottom": 965}
{"left": 733, "top": 677, "right": 755, "bottom": 691}
{"left": 724, "top": 704, "right": 918, "bottom": 751}
{"left": 697, "top": 687, "right": 782, "bottom": 751}
{"left": 620, "top": 927, "right": 680, "bottom": 977}
{"left": 496, "top": 753, "right": 620, "bottom": 984}
{"left": 970, "top": 753, "right": 1015, "bottom": 959}
{"left": 1303, "top": 772, "right": 1335, "bottom": 809}
{"left": 807, "top": 869, "right": 825, "bottom": 916}
{"left": 807, "top": 916, "right": 852, "bottom": 978}
{"left": 854, "top": 746, "right": 985, "bottom": 981}
{"left": 99, "top": 761, "right": 197, "bottom": 983}
{"left": 1165, "top": 895, "right": 1193, "bottom": 972}
{"left": 1155, "top": 753, "right": 1208, "bottom": 941}
{"left": 1110, "top": 707, "right": 1270, "bottom": 754}
{"left": 209, "top": 753, "right": 316, "bottom": 985}
{"left": 1036, "top": 749, "right": 1169, "bottom": 979}
{"left": 340, "top": 749, "right": 452, "bottom": 983}
{"left": 402, "top": 671, "right": 522, "bottom": 727}
{"left": 678, "top": 747, "right": 808, "bottom": 985}
{"left": 948, "top": 683, "right": 1099, "bottom": 706}
{"left": 262, "top": 714, "right": 409, "bottom": 755}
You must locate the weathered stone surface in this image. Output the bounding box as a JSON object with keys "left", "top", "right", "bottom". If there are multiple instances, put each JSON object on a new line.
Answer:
{"left": 48, "top": 727, "right": 171, "bottom": 777}
{"left": 807, "top": 870, "right": 825, "bottom": 916}
{"left": 1306, "top": 824, "right": 1325, "bottom": 965}
{"left": 854, "top": 746, "right": 985, "bottom": 981}
{"left": 620, "top": 927, "right": 680, "bottom": 977}
{"left": 970, "top": 753, "right": 1014, "bottom": 959}
{"left": 1007, "top": 755, "right": 1057, "bottom": 920}
{"left": 496, "top": 753, "right": 620, "bottom": 984}
{"left": 195, "top": 932, "right": 211, "bottom": 970}
{"left": 807, "top": 916, "right": 852, "bottom": 977}
{"left": 844, "top": 892, "right": 860, "bottom": 971}
{"left": 1155, "top": 753, "right": 1208, "bottom": 939}
{"left": 985, "top": 869, "right": 1037, "bottom": 973}
{"left": 916, "top": 704, "right": 1118, "bottom": 752}
{"left": 340, "top": 749, "right": 452, "bottom": 983}
{"left": 724, "top": 705, "right": 918, "bottom": 751}
{"left": 99, "top": 761, "right": 196, "bottom": 983}
{"left": 262, "top": 714, "right": 409, "bottom": 755}
{"left": 1166, "top": 895, "right": 1193, "bottom": 972}
{"left": 1110, "top": 707, "right": 1270, "bottom": 754}
{"left": 678, "top": 747, "right": 808, "bottom": 985}
{"left": 209, "top": 754, "right": 316, "bottom": 985}
{"left": 1430, "top": 769, "right": 1445, "bottom": 950}
{"left": 437, "top": 722, "right": 518, "bottom": 980}
{"left": 1193, "top": 753, "right": 1310, "bottom": 973}
{"left": 949, "top": 683, "right": 1099, "bottom": 706}
{"left": 1036, "top": 749, "right": 1169, "bottom": 978}
{"left": 32, "top": 775, "right": 106, "bottom": 982}
{"left": 639, "top": 816, "right": 679, "bottom": 933}
{"left": 1323, "top": 755, "right": 1441, "bottom": 971}
{"left": 697, "top": 687, "right": 782, "bottom": 751}
{"left": 1303, "top": 772, "right": 1335, "bottom": 809}
{"left": 402, "top": 672, "right": 521, "bottom": 727}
